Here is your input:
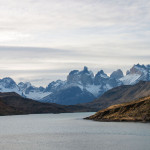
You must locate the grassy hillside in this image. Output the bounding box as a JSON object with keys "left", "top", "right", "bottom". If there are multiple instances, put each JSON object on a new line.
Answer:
{"left": 85, "top": 96, "right": 150, "bottom": 122}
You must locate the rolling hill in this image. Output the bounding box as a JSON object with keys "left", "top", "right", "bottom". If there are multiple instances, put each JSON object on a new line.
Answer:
{"left": 85, "top": 95, "right": 150, "bottom": 122}
{"left": 0, "top": 92, "right": 91, "bottom": 116}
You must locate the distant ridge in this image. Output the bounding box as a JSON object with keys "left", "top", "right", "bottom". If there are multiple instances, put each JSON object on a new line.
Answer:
{"left": 0, "top": 92, "right": 91, "bottom": 116}
{"left": 81, "top": 81, "right": 150, "bottom": 111}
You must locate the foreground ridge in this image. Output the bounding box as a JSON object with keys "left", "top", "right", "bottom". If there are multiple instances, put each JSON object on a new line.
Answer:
{"left": 85, "top": 96, "right": 150, "bottom": 122}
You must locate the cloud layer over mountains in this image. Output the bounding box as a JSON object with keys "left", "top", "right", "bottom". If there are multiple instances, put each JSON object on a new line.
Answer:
{"left": 0, "top": 0, "right": 150, "bottom": 85}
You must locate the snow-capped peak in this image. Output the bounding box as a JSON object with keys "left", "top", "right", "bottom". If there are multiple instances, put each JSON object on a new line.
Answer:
{"left": 120, "top": 64, "right": 148, "bottom": 85}
{"left": 0, "top": 77, "right": 20, "bottom": 94}
{"left": 110, "top": 69, "right": 124, "bottom": 80}
{"left": 67, "top": 66, "right": 94, "bottom": 85}
{"left": 80, "top": 66, "right": 94, "bottom": 76}
{"left": 18, "top": 82, "right": 32, "bottom": 91}
{"left": 96, "top": 70, "right": 109, "bottom": 79}
{"left": 0, "top": 77, "right": 17, "bottom": 89}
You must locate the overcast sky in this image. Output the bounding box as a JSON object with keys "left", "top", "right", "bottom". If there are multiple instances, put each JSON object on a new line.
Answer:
{"left": 0, "top": 0, "right": 150, "bottom": 86}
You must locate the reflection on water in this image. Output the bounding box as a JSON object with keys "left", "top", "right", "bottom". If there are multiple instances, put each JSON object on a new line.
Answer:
{"left": 0, "top": 112, "right": 150, "bottom": 150}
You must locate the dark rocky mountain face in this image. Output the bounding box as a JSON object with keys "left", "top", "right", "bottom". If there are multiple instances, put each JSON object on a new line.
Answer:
{"left": 67, "top": 66, "right": 94, "bottom": 86}
{"left": 67, "top": 70, "right": 80, "bottom": 83}
{"left": 18, "top": 82, "right": 31, "bottom": 91}
{"left": 110, "top": 69, "right": 124, "bottom": 80}
{"left": 24, "top": 86, "right": 45, "bottom": 94}
{"left": 41, "top": 86, "right": 95, "bottom": 105}
{"left": 0, "top": 77, "right": 18, "bottom": 89}
{"left": 45, "top": 80, "right": 66, "bottom": 92}
{"left": 94, "top": 70, "right": 109, "bottom": 85}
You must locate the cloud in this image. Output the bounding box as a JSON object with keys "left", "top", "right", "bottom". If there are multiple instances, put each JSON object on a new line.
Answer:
{"left": 0, "top": 0, "right": 149, "bottom": 86}
{"left": 0, "top": 45, "right": 149, "bottom": 86}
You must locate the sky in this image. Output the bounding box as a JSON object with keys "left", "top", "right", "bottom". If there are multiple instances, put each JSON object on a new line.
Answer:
{"left": 0, "top": 0, "right": 150, "bottom": 87}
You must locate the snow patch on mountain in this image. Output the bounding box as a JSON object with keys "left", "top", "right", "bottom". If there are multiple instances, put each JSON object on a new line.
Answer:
{"left": 120, "top": 74, "right": 141, "bottom": 85}
{"left": 25, "top": 91, "right": 51, "bottom": 100}
{"left": 85, "top": 84, "right": 101, "bottom": 97}
{"left": 120, "top": 64, "right": 148, "bottom": 85}
{"left": 0, "top": 77, "right": 21, "bottom": 94}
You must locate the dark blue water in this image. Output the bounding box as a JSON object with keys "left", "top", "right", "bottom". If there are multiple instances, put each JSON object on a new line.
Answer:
{"left": 0, "top": 112, "right": 150, "bottom": 150}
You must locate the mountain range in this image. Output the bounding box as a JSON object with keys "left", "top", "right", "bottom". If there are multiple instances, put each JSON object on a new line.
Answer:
{"left": 0, "top": 64, "right": 150, "bottom": 105}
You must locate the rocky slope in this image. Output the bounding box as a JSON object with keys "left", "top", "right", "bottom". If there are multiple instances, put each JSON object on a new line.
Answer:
{"left": 120, "top": 64, "right": 149, "bottom": 85}
{"left": 0, "top": 92, "right": 91, "bottom": 116}
{"left": 42, "top": 86, "right": 95, "bottom": 105}
{"left": 81, "top": 81, "right": 150, "bottom": 111}
{"left": 41, "top": 66, "right": 124, "bottom": 105}
{"left": 85, "top": 96, "right": 150, "bottom": 122}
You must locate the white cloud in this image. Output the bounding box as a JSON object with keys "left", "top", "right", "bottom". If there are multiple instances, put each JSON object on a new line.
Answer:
{"left": 0, "top": 0, "right": 149, "bottom": 86}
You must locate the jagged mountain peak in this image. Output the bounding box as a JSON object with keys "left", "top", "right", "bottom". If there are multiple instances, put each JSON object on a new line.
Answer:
{"left": 83, "top": 66, "right": 88, "bottom": 72}
{"left": 129, "top": 64, "right": 147, "bottom": 75}
{"left": 81, "top": 66, "right": 91, "bottom": 73}
{"left": 69, "top": 70, "right": 79, "bottom": 75}
{"left": 110, "top": 69, "right": 124, "bottom": 80}
{"left": 67, "top": 67, "right": 94, "bottom": 85}
{"left": 1, "top": 77, "right": 15, "bottom": 83}
{"left": 80, "top": 66, "right": 94, "bottom": 76}
{"left": 0, "top": 77, "right": 17, "bottom": 89}
{"left": 95, "top": 70, "right": 109, "bottom": 79}
{"left": 18, "top": 82, "right": 32, "bottom": 91}
{"left": 94, "top": 70, "right": 109, "bottom": 86}
{"left": 134, "top": 63, "right": 146, "bottom": 69}
{"left": 120, "top": 64, "right": 148, "bottom": 85}
{"left": 45, "top": 80, "right": 66, "bottom": 92}
{"left": 18, "top": 81, "right": 31, "bottom": 87}
{"left": 97, "top": 70, "right": 104, "bottom": 75}
{"left": 68, "top": 66, "right": 90, "bottom": 76}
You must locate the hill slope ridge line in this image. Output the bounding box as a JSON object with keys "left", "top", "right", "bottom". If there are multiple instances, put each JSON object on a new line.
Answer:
{"left": 85, "top": 95, "right": 150, "bottom": 122}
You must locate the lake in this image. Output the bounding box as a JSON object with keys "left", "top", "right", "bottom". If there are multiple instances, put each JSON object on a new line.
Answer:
{"left": 0, "top": 112, "right": 150, "bottom": 150}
